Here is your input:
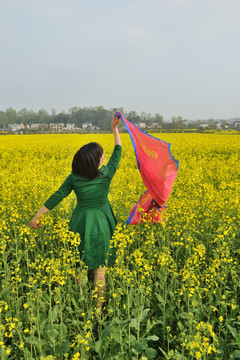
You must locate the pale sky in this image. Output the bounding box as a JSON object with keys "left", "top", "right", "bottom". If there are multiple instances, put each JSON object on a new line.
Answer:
{"left": 1, "top": 0, "right": 240, "bottom": 120}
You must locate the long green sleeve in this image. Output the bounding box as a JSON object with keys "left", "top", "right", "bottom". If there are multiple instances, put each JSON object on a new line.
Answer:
{"left": 44, "top": 173, "right": 73, "bottom": 210}
{"left": 106, "top": 145, "right": 122, "bottom": 179}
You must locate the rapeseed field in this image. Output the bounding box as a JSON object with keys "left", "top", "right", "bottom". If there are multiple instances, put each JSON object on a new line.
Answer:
{"left": 0, "top": 133, "right": 239, "bottom": 359}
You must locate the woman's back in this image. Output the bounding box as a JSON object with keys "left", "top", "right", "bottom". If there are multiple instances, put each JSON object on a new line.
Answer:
{"left": 44, "top": 145, "right": 122, "bottom": 211}
{"left": 72, "top": 165, "right": 114, "bottom": 209}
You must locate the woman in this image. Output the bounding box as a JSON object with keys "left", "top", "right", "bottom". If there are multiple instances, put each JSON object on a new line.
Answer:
{"left": 29, "top": 114, "right": 122, "bottom": 307}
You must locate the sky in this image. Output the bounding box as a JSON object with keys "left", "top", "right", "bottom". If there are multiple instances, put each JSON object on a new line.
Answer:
{"left": 1, "top": 0, "right": 240, "bottom": 120}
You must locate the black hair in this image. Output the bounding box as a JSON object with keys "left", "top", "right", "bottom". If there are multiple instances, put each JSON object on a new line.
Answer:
{"left": 72, "top": 142, "right": 103, "bottom": 180}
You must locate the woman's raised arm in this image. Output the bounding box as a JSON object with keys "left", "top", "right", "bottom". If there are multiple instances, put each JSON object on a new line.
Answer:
{"left": 112, "top": 115, "right": 121, "bottom": 146}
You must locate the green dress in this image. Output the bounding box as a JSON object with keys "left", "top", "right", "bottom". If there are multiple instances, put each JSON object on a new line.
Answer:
{"left": 44, "top": 145, "right": 122, "bottom": 270}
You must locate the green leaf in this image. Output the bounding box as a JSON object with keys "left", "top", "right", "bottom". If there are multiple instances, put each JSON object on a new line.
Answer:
{"left": 102, "top": 325, "right": 114, "bottom": 338}
{"left": 49, "top": 305, "right": 60, "bottom": 322}
{"left": 140, "top": 308, "right": 150, "bottom": 322}
{"left": 227, "top": 325, "right": 238, "bottom": 339}
{"left": 130, "top": 318, "right": 138, "bottom": 330}
{"left": 46, "top": 328, "right": 58, "bottom": 346}
{"left": 95, "top": 339, "right": 102, "bottom": 353}
{"left": 43, "top": 293, "right": 50, "bottom": 302}
{"left": 40, "top": 318, "right": 48, "bottom": 331}
{"left": 59, "top": 322, "right": 67, "bottom": 337}
{"left": 65, "top": 306, "right": 74, "bottom": 314}
{"left": 55, "top": 341, "right": 71, "bottom": 356}
{"left": 232, "top": 350, "right": 240, "bottom": 359}
{"left": 145, "top": 347, "right": 158, "bottom": 359}
{"left": 168, "top": 290, "right": 174, "bottom": 298}
{"left": 165, "top": 306, "right": 174, "bottom": 319}
{"left": 155, "top": 293, "right": 166, "bottom": 306}
{"left": 159, "top": 346, "right": 168, "bottom": 358}
{"left": 133, "top": 339, "right": 148, "bottom": 354}
{"left": 179, "top": 312, "right": 188, "bottom": 319}
{"left": 109, "top": 327, "right": 121, "bottom": 343}
{"left": 23, "top": 347, "right": 32, "bottom": 358}
{"left": 24, "top": 335, "right": 40, "bottom": 346}
{"left": 227, "top": 325, "right": 240, "bottom": 345}
{"left": 147, "top": 335, "right": 159, "bottom": 341}
{"left": 177, "top": 321, "right": 185, "bottom": 332}
{"left": 130, "top": 334, "right": 136, "bottom": 342}
{"left": 146, "top": 319, "right": 154, "bottom": 333}
{"left": 128, "top": 287, "right": 134, "bottom": 308}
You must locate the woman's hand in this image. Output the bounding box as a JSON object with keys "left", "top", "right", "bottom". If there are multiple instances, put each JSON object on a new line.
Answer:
{"left": 112, "top": 114, "right": 120, "bottom": 129}
{"left": 28, "top": 205, "right": 49, "bottom": 229}
{"left": 28, "top": 215, "right": 42, "bottom": 229}
{"left": 112, "top": 113, "right": 122, "bottom": 146}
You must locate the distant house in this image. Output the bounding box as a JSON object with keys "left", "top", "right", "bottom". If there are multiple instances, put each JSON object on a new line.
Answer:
{"left": 138, "top": 122, "right": 146, "bottom": 129}
{"left": 66, "top": 123, "right": 75, "bottom": 130}
{"left": 31, "top": 123, "right": 49, "bottom": 129}
{"left": 8, "top": 123, "right": 22, "bottom": 132}
{"left": 150, "top": 122, "right": 160, "bottom": 128}
{"left": 195, "top": 120, "right": 208, "bottom": 129}
{"left": 50, "top": 123, "right": 64, "bottom": 131}
{"left": 235, "top": 122, "right": 240, "bottom": 129}
{"left": 82, "top": 123, "right": 92, "bottom": 129}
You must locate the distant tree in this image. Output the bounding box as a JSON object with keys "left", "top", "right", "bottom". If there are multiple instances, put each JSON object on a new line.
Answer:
{"left": 154, "top": 113, "right": 164, "bottom": 127}
{"left": 18, "top": 108, "right": 37, "bottom": 125}
{"left": 126, "top": 110, "right": 141, "bottom": 124}
{"left": 220, "top": 120, "right": 227, "bottom": 129}
{"left": 54, "top": 112, "right": 69, "bottom": 124}
{"left": 95, "top": 106, "right": 112, "bottom": 129}
{"left": 0, "top": 111, "right": 7, "bottom": 128}
{"left": 6, "top": 108, "right": 17, "bottom": 124}
{"left": 37, "top": 109, "right": 50, "bottom": 124}
{"left": 51, "top": 108, "right": 57, "bottom": 116}
{"left": 170, "top": 116, "right": 184, "bottom": 129}
{"left": 208, "top": 118, "right": 216, "bottom": 129}
{"left": 140, "top": 111, "right": 152, "bottom": 122}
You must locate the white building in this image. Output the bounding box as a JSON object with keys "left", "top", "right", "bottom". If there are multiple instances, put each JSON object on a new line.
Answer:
{"left": 67, "top": 123, "right": 75, "bottom": 130}
{"left": 31, "top": 123, "right": 41, "bottom": 129}
{"left": 235, "top": 122, "right": 240, "bottom": 129}
{"left": 8, "top": 123, "right": 22, "bottom": 131}
{"left": 82, "top": 123, "right": 92, "bottom": 129}
{"left": 31, "top": 123, "right": 49, "bottom": 129}
{"left": 50, "top": 123, "right": 64, "bottom": 131}
{"left": 195, "top": 120, "right": 208, "bottom": 128}
{"left": 138, "top": 122, "right": 146, "bottom": 129}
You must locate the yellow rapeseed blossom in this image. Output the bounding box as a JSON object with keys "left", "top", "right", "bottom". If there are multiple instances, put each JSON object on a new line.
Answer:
{"left": 0, "top": 133, "right": 239, "bottom": 358}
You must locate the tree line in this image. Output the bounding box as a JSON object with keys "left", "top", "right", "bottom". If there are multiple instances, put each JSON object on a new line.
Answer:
{"left": 0, "top": 106, "right": 190, "bottom": 130}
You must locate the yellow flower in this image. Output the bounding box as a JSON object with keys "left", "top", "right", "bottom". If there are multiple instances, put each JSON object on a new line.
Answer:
{"left": 72, "top": 352, "right": 80, "bottom": 360}
{"left": 195, "top": 351, "right": 202, "bottom": 359}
